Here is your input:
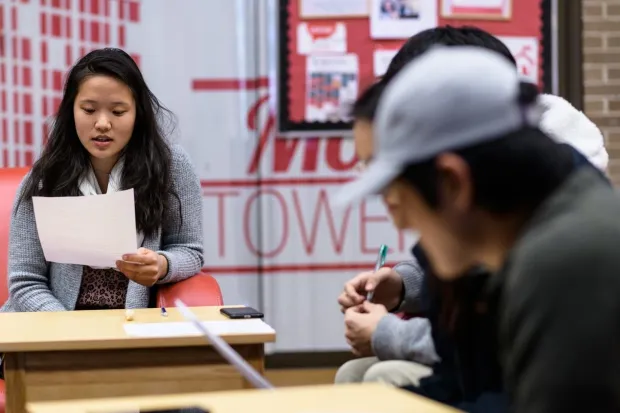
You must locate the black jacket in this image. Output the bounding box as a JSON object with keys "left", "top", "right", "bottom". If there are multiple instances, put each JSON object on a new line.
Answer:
{"left": 402, "top": 147, "right": 610, "bottom": 413}
{"left": 405, "top": 168, "right": 620, "bottom": 413}
{"left": 403, "top": 244, "right": 507, "bottom": 413}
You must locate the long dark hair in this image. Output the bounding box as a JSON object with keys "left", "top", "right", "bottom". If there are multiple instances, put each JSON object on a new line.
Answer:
{"left": 19, "top": 48, "right": 176, "bottom": 238}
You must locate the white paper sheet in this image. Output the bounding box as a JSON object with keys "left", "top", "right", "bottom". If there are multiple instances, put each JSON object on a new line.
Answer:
{"left": 123, "top": 319, "right": 276, "bottom": 338}
{"left": 300, "top": 0, "right": 369, "bottom": 18}
{"left": 32, "top": 189, "right": 138, "bottom": 268}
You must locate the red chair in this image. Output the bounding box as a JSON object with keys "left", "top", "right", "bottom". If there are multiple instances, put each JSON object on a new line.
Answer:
{"left": 0, "top": 167, "right": 223, "bottom": 413}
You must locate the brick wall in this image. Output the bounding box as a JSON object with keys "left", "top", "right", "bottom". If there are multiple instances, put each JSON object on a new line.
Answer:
{"left": 583, "top": 0, "right": 620, "bottom": 183}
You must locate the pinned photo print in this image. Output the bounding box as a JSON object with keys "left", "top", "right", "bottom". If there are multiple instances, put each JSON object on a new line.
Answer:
{"left": 370, "top": 0, "right": 438, "bottom": 39}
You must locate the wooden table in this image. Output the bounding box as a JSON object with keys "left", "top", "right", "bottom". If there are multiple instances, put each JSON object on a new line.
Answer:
{"left": 0, "top": 306, "right": 275, "bottom": 413}
{"left": 27, "top": 383, "right": 463, "bottom": 413}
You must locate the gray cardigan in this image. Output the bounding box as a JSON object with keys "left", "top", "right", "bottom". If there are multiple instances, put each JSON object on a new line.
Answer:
{"left": 371, "top": 259, "right": 439, "bottom": 365}
{"left": 1, "top": 144, "right": 204, "bottom": 312}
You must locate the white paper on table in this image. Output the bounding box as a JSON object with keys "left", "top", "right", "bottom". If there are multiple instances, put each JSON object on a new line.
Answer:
{"left": 297, "top": 22, "right": 347, "bottom": 55}
{"left": 123, "top": 319, "right": 276, "bottom": 338}
{"left": 32, "top": 189, "right": 138, "bottom": 268}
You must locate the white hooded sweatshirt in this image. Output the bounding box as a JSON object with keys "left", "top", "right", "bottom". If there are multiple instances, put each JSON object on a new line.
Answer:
{"left": 538, "top": 94, "right": 608, "bottom": 172}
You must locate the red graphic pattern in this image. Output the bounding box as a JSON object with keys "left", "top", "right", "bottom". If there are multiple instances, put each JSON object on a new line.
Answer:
{"left": 0, "top": 0, "right": 141, "bottom": 167}
{"left": 0, "top": 0, "right": 32, "bottom": 166}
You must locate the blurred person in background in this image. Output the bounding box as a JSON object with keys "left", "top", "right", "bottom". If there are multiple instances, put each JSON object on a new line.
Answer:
{"left": 336, "top": 26, "right": 609, "bottom": 413}
{"left": 336, "top": 81, "right": 439, "bottom": 388}
{"left": 339, "top": 45, "right": 620, "bottom": 413}
{"left": 382, "top": 27, "right": 608, "bottom": 172}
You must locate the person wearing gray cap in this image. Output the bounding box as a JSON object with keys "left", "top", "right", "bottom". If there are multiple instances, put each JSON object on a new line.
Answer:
{"left": 338, "top": 26, "right": 609, "bottom": 413}
{"left": 337, "top": 46, "right": 620, "bottom": 413}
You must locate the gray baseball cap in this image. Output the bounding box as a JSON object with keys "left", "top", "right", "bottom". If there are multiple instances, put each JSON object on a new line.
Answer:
{"left": 336, "top": 45, "right": 540, "bottom": 206}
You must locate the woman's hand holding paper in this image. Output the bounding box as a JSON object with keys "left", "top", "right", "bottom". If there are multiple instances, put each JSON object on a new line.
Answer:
{"left": 116, "top": 248, "right": 168, "bottom": 286}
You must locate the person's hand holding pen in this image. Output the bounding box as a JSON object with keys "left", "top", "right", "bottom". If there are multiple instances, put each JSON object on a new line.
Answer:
{"left": 338, "top": 244, "right": 404, "bottom": 313}
{"left": 344, "top": 301, "right": 388, "bottom": 356}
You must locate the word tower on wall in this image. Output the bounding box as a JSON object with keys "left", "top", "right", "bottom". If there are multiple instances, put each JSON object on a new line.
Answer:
{"left": 0, "top": 0, "right": 141, "bottom": 168}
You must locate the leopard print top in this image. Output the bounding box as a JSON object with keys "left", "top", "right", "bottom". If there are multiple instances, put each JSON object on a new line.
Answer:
{"left": 75, "top": 266, "right": 129, "bottom": 310}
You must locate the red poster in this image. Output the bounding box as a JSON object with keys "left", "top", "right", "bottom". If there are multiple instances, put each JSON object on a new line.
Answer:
{"left": 284, "top": 0, "right": 542, "bottom": 124}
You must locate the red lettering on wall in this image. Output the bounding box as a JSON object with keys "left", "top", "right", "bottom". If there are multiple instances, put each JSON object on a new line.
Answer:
{"left": 360, "top": 200, "right": 407, "bottom": 254}
{"left": 246, "top": 95, "right": 272, "bottom": 174}
{"left": 243, "top": 189, "right": 289, "bottom": 258}
{"left": 246, "top": 94, "right": 357, "bottom": 175}
{"left": 203, "top": 191, "right": 239, "bottom": 257}
{"left": 302, "top": 138, "right": 319, "bottom": 172}
{"left": 292, "top": 189, "right": 352, "bottom": 254}
{"left": 325, "top": 138, "right": 357, "bottom": 171}
{"left": 273, "top": 139, "right": 300, "bottom": 172}
{"left": 204, "top": 187, "right": 411, "bottom": 262}
{"left": 360, "top": 201, "right": 388, "bottom": 254}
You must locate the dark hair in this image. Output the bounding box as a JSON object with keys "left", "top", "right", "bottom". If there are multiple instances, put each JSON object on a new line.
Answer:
{"left": 400, "top": 83, "right": 574, "bottom": 215}
{"left": 383, "top": 25, "right": 516, "bottom": 84}
{"left": 18, "top": 48, "right": 177, "bottom": 238}
{"left": 351, "top": 25, "right": 517, "bottom": 122}
{"left": 349, "top": 81, "right": 386, "bottom": 121}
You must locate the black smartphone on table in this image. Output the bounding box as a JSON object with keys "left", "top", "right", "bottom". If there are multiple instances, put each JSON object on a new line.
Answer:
{"left": 220, "top": 306, "right": 264, "bottom": 319}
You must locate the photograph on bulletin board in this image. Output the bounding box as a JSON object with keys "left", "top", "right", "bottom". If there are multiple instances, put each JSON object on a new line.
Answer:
{"left": 277, "top": 0, "right": 549, "bottom": 136}
{"left": 370, "top": 0, "right": 438, "bottom": 39}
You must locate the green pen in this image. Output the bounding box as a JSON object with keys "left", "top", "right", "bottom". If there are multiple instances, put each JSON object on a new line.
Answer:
{"left": 367, "top": 244, "right": 388, "bottom": 303}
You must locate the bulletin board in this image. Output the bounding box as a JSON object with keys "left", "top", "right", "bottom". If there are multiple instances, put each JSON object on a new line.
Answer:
{"left": 277, "top": 0, "right": 549, "bottom": 136}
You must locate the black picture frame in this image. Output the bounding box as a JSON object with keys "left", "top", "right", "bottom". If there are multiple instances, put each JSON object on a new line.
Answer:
{"left": 277, "top": 0, "right": 354, "bottom": 135}
{"left": 542, "top": 0, "right": 583, "bottom": 109}
{"left": 541, "top": 0, "right": 553, "bottom": 94}
{"left": 276, "top": 0, "right": 352, "bottom": 135}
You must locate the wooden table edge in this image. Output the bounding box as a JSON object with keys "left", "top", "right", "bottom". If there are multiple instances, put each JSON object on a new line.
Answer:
{"left": 25, "top": 384, "right": 465, "bottom": 413}
{"left": 0, "top": 332, "right": 275, "bottom": 352}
